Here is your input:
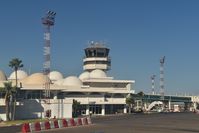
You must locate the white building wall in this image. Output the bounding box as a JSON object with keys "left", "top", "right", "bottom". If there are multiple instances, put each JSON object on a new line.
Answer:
{"left": 16, "top": 99, "right": 44, "bottom": 119}
{"left": 83, "top": 64, "right": 109, "bottom": 70}
{"left": 0, "top": 99, "right": 72, "bottom": 121}
{"left": 14, "top": 99, "right": 73, "bottom": 120}
{"left": 66, "top": 97, "right": 126, "bottom": 105}
{"left": 0, "top": 106, "right": 6, "bottom": 121}
{"left": 50, "top": 99, "right": 72, "bottom": 119}
{"left": 126, "top": 83, "right": 132, "bottom": 90}
{"left": 0, "top": 99, "right": 5, "bottom": 106}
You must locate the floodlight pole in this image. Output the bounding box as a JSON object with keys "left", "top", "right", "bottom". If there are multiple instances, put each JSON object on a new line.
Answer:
{"left": 160, "top": 56, "right": 165, "bottom": 100}
{"left": 151, "top": 75, "right": 156, "bottom": 95}
{"left": 42, "top": 11, "right": 56, "bottom": 101}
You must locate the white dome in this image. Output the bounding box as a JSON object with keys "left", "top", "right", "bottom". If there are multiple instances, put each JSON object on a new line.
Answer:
{"left": 79, "top": 71, "right": 90, "bottom": 80}
{"left": 9, "top": 70, "right": 28, "bottom": 80}
{"left": 90, "top": 69, "right": 107, "bottom": 78}
{"left": 22, "top": 73, "right": 50, "bottom": 85}
{"left": 0, "top": 70, "right": 7, "bottom": 81}
{"left": 62, "top": 76, "right": 82, "bottom": 86}
{"left": 48, "top": 71, "right": 63, "bottom": 81}
{"left": 54, "top": 79, "right": 64, "bottom": 86}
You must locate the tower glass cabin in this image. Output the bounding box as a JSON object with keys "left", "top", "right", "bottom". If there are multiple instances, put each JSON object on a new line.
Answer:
{"left": 83, "top": 42, "right": 111, "bottom": 72}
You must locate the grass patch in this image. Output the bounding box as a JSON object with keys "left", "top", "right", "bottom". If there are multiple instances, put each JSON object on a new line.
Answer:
{"left": 3, "top": 118, "right": 48, "bottom": 125}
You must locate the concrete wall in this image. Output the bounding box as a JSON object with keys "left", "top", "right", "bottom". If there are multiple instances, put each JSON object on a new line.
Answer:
{"left": 16, "top": 99, "right": 44, "bottom": 119}
{"left": 0, "top": 106, "right": 6, "bottom": 121}
{"left": 16, "top": 99, "right": 72, "bottom": 120}
{"left": 0, "top": 99, "right": 72, "bottom": 121}
{"left": 50, "top": 99, "right": 72, "bottom": 119}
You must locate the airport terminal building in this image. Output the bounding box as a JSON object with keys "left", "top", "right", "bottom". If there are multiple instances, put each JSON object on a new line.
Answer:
{"left": 0, "top": 42, "right": 135, "bottom": 120}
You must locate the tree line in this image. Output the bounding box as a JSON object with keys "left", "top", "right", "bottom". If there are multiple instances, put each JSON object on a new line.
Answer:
{"left": 0, "top": 58, "right": 23, "bottom": 121}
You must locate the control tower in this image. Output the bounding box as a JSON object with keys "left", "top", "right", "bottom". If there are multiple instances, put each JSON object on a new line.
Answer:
{"left": 83, "top": 41, "right": 111, "bottom": 72}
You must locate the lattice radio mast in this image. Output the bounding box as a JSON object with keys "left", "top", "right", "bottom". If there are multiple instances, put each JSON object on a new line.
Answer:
{"left": 151, "top": 75, "right": 156, "bottom": 95}
{"left": 160, "top": 56, "right": 165, "bottom": 100}
{"left": 42, "top": 11, "right": 56, "bottom": 99}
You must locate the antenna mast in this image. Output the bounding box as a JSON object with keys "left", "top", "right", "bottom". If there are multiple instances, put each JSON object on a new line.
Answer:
{"left": 42, "top": 11, "right": 56, "bottom": 99}
{"left": 160, "top": 56, "right": 165, "bottom": 100}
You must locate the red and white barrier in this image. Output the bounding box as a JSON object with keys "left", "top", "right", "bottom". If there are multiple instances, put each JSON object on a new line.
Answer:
{"left": 87, "top": 117, "right": 92, "bottom": 124}
{"left": 29, "top": 122, "right": 41, "bottom": 132}
{"left": 74, "top": 118, "right": 78, "bottom": 126}
{"left": 29, "top": 123, "right": 34, "bottom": 132}
{"left": 81, "top": 117, "right": 88, "bottom": 125}
{"left": 71, "top": 118, "right": 76, "bottom": 126}
{"left": 54, "top": 120, "right": 59, "bottom": 128}
{"left": 21, "top": 117, "right": 92, "bottom": 132}
{"left": 67, "top": 118, "right": 76, "bottom": 127}
{"left": 66, "top": 119, "right": 71, "bottom": 127}
{"left": 44, "top": 121, "right": 51, "bottom": 130}
{"left": 21, "top": 123, "right": 30, "bottom": 133}
{"left": 40, "top": 121, "right": 45, "bottom": 130}
{"left": 75, "top": 118, "right": 82, "bottom": 126}
{"left": 49, "top": 120, "right": 55, "bottom": 129}
{"left": 58, "top": 119, "right": 63, "bottom": 128}
{"left": 62, "top": 119, "right": 68, "bottom": 127}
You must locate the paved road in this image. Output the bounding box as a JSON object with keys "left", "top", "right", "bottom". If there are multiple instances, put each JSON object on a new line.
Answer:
{"left": 0, "top": 125, "right": 21, "bottom": 133}
{"left": 1, "top": 112, "right": 199, "bottom": 133}
{"left": 42, "top": 113, "right": 199, "bottom": 133}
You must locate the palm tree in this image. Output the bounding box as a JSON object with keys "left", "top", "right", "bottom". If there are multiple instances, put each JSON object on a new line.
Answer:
{"left": 137, "top": 91, "right": 145, "bottom": 101}
{"left": 9, "top": 58, "right": 23, "bottom": 87}
{"left": 3, "top": 82, "right": 13, "bottom": 121}
{"left": 137, "top": 91, "right": 145, "bottom": 111}
{"left": 72, "top": 99, "right": 81, "bottom": 117}
{"left": 126, "top": 94, "right": 135, "bottom": 113}
{"left": 9, "top": 58, "right": 23, "bottom": 120}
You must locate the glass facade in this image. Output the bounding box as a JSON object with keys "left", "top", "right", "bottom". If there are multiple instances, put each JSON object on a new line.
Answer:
{"left": 105, "top": 104, "right": 124, "bottom": 114}
{"left": 89, "top": 104, "right": 102, "bottom": 115}
{"left": 79, "top": 104, "right": 125, "bottom": 115}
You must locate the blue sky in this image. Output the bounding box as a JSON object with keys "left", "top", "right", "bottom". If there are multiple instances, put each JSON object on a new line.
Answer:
{"left": 0, "top": 0, "right": 199, "bottom": 95}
